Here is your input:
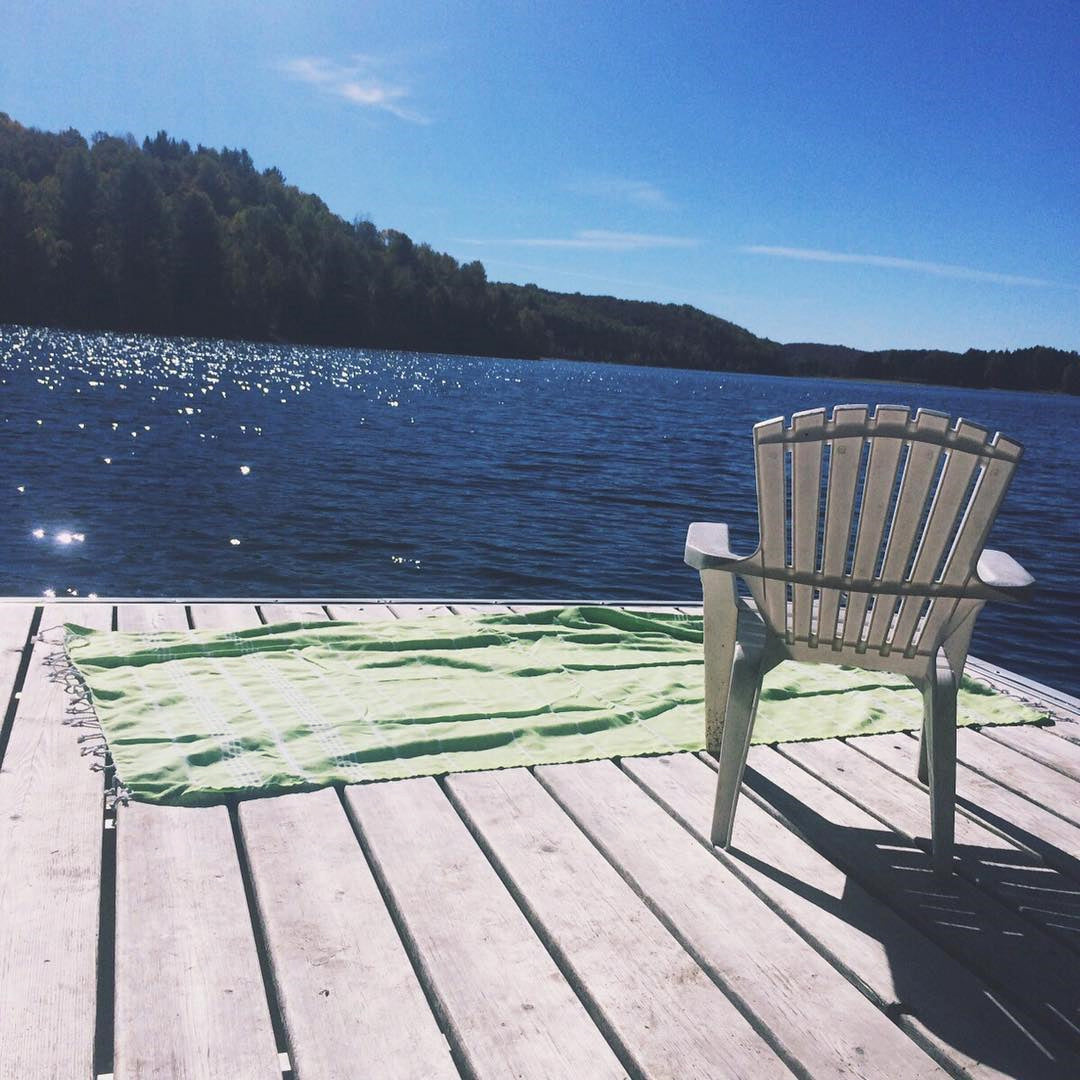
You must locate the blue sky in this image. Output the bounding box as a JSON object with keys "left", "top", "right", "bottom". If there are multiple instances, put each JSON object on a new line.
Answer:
{"left": 5, "top": 1, "right": 1078, "bottom": 351}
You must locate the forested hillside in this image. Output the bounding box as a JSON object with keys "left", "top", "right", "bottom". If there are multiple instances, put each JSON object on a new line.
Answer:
{"left": 0, "top": 114, "right": 777, "bottom": 371}
{"left": 1, "top": 113, "right": 1076, "bottom": 391}
{"left": 779, "top": 343, "right": 1080, "bottom": 394}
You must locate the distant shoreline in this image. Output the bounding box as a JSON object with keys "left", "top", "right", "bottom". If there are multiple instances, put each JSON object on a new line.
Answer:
{"left": 1, "top": 113, "right": 1076, "bottom": 397}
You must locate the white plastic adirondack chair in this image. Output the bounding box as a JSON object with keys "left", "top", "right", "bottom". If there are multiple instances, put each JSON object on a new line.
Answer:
{"left": 685, "top": 405, "right": 1034, "bottom": 873}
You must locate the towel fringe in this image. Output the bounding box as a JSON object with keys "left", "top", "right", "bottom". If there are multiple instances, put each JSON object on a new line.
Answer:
{"left": 44, "top": 629, "right": 130, "bottom": 808}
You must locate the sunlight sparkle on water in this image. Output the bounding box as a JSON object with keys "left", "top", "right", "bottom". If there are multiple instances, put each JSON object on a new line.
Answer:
{"left": 32, "top": 528, "right": 44, "bottom": 539}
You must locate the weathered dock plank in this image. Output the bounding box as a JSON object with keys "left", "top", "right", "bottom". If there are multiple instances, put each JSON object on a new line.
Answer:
{"left": 324, "top": 602, "right": 396, "bottom": 621}
{"left": 982, "top": 723, "right": 1080, "bottom": 783}
{"left": 966, "top": 657, "right": 1080, "bottom": 726}
{"left": 116, "top": 601, "right": 187, "bottom": 633}
{"left": 113, "top": 802, "right": 280, "bottom": 1080}
{"left": 0, "top": 602, "right": 111, "bottom": 1080}
{"left": 447, "top": 767, "right": 790, "bottom": 1079}
{"left": 626, "top": 751, "right": 1076, "bottom": 1078}
{"left": 258, "top": 601, "right": 330, "bottom": 623}
{"left": 0, "top": 603, "right": 35, "bottom": 746}
{"left": 3, "top": 599, "right": 1080, "bottom": 1079}
{"left": 955, "top": 728, "right": 1080, "bottom": 825}
{"left": 345, "top": 776, "right": 627, "bottom": 1079}
{"left": 536, "top": 759, "right": 945, "bottom": 1079}
{"left": 791, "top": 735, "right": 1080, "bottom": 950}
{"left": 113, "top": 601, "right": 280, "bottom": 1079}
{"left": 187, "top": 602, "right": 264, "bottom": 631}
{"left": 749, "top": 746, "right": 1080, "bottom": 1046}
{"left": 115, "top": 600, "right": 189, "bottom": 633}
{"left": 386, "top": 602, "right": 453, "bottom": 618}
{"left": 238, "top": 787, "right": 457, "bottom": 1079}
{"left": 846, "top": 738, "right": 1080, "bottom": 881}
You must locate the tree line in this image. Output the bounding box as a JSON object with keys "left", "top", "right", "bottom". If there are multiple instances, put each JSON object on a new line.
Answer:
{"left": 0, "top": 113, "right": 1076, "bottom": 392}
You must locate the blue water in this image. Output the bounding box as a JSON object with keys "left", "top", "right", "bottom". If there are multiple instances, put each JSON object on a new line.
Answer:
{"left": 2, "top": 325, "right": 1078, "bottom": 697}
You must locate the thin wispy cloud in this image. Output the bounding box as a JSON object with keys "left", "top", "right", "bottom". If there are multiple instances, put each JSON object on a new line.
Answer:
{"left": 740, "top": 245, "right": 1066, "bottom": 288}
{"left": 568, "top": 177, "right": 673, "bottom": 209}
{"left": 472, "top": 230, "right": 699, "bottom": 252}
{"left": 281, "top": 55, "right": 428, "bottom": 123}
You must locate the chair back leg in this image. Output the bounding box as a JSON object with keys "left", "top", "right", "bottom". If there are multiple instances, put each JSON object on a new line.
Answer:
{"left": 710, "top": 643, "right": 766, "bottom": 847}
{"left": 920, "top": 652, "right": 958, "bottom": 874}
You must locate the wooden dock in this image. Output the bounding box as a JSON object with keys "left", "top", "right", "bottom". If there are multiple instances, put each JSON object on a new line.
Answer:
{"left": 2, "top": 599, "right": 1079, "bottom": 1079}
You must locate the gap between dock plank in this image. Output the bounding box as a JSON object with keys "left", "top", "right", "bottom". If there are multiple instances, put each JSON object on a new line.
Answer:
{"left": 344, "top": 776, "right": 628, "bottom": 1080}
{"left": 113, "top": 802, "right": 281, "bottom": 1080}
{"left": 790, "top": 736, "right": 1080, "bottom": 952}
{"left": 846, "top": 734, "right": 1080, "bottom": 924}
{"left": 187, "top": 602, "right": 264, "bottom": 631}
{"left": 981, "top": 724, "right": 1080, "bottom": 783}
{"left": 257, "top": 602, "right": 330, "bottom": 623}
{"left": 624, "top": 751, "right": 1076, "bottom": 1079}
{"left": 747, "top": 747, "right": 1080, "bottom": 1048}
{"left": 112, "top": 602, "right": 281, "bottom": 1079}
{"left": 0, "top": 603, "right": 111, "bottom": 1080}
{"left": 953, "top": 728, "right": 1080, "bottom": 826}
{"left": 445, "top": 767, "right": 790, "bottom": 1080}
{"left": 0, "top": 603, "right": 37, "bottom": 773}
{"left": 324, "top": 602, "right": 396, "bottom": 621}
{"left": 238, "top": 787, "right": 457, "bottom": 1079}
{"left": 535, "top": 759, "right": 945, "bottom": 1080}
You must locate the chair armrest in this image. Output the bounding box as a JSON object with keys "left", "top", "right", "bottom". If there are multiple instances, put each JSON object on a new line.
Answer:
{"left": 975, "top": 548, "right": 1035, "bottom": 603}
{"left": 684, "top": 522, "right": 753, "bottom": 572}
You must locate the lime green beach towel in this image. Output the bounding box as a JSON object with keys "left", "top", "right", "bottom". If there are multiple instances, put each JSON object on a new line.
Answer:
{"left": 62, "top": 606, "right": 1043, "bottom": 806}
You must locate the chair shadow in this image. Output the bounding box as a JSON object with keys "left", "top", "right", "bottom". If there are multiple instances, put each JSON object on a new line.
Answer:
{"left": 735, "top": 763, "right": 1080, "bottom": 1074}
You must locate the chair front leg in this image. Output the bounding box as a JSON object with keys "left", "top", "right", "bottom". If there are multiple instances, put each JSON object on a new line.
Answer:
{"left": 700, "top": 569, "right": 741, "bottom": 756}
{"left": 919, "top": 601, "right": 979, "bottom": 785}
{"left": 710, "top": 643, "right": 766, "bottom": 847}
{"left": 921, "top": 652, "right": 958, "bottom": 874}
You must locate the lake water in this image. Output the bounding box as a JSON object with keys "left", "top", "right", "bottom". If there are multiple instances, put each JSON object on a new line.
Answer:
{"left": 2, "top": 325, "right": 1077, "bottom": 697}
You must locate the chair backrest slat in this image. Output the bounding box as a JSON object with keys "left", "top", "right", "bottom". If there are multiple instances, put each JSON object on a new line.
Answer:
{"left": 791, "top": 410, "right": 826, "bottom": 642}
{"left": 888, "top": 421, "right": 986, "bottom": 652}
{"left": 813, "top": 406, "right": 867, "bottom": 645}
{"left": 841, "top": 406, "right": 909, "bottom": 648}
{"left": 749, "top": 406, "right": 1022, "bottom": 666}
{"left": 906, "top": 420, "right": 988, "bottom": 586}
{"left": 864, "top": 436, "right": 944, "bottom": 647}
{"left": 937, "top": 450, "right": 1018, "bottom": 586}
{"left": 903, "top": 446, "right": 1021, "bottom": 656}
{"left": 754, "top": 418, "right": 788, "bottom": 636}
